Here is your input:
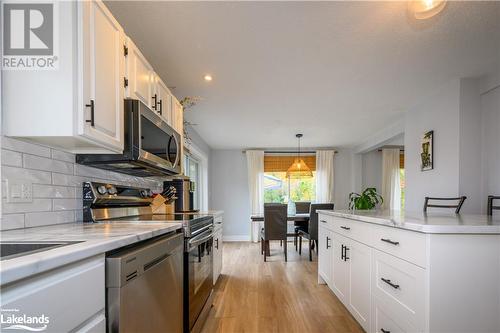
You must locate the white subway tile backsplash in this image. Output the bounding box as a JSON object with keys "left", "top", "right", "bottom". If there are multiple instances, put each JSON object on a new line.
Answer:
{"left": 1, "top": 149, "right": 23, "bottom": 167}
{"left": 53, "top": 198, "right": 81, "bottom": 211}
{"left": 2, "top": 199, "right": 52, "bottom": 214}
{"left": 2, "top": 137, "right": 51, "bottom": 158}
{"left": 51, "top": 149, "right": 75, "bottom": 163}
{"left": 33, "top": 184, "right": 76, "bottom": 198}
{"left": 2, "top": 166, "right": 52, "bottom": 184}
{"left": 0, "top": 214, "right": 25, "bottom": 230}
{"left": 24, "top": 154, "right": 74, "bottom": 174}
{"left": 25, "top": 211, "right": 75, "bottom": 228}
{"left": 52, "top": 173, "right": 87, "bottom": 187}
{"left": 1, "top": 137, "right": 164, "bottom": 230}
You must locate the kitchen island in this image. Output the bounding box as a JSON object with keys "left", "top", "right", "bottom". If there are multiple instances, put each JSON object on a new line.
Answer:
{"left": 317, "top": 210, "right": 500, "bottom": 333}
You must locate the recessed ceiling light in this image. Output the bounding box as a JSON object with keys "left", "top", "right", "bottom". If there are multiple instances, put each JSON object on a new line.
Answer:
{"left": 204, "top": 74, "right": 213, "bottom": 82}
{"left": 408, "top": 0, "right": 447, "bottom": 20}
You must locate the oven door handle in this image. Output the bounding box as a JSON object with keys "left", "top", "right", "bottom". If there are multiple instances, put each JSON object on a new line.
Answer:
{"left": 189, "top": 230, "right": 213, "bottom": 249}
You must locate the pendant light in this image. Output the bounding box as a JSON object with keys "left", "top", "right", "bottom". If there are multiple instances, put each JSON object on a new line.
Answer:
{"left": 286, "top": 134, "right": 313, "bottom": 179}
{"left": 408, "top": 0, "right": 447, "bottom": 20}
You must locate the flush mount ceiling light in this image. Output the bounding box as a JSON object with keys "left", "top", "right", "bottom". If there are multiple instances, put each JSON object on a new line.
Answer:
{"left": 203, "top": 74, "right": 213, "bottom": 82}
{"left": 286, "top": 134, "right": 313, "bottom": 179}
{"left": 409, "top": 0, "right": 447, "bottom": 20}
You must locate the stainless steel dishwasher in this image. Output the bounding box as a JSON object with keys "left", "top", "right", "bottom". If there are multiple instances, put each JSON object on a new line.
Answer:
{"left": 106, "top": 231, "right": 184, "bottom": 333}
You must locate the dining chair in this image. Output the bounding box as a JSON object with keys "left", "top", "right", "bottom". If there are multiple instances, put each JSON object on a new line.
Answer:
{"left": 487, "top": 196, "right": 500, "bottom": 215}
{"left": 261, "top": 203, "right": 288, "bottom": 262}
{"left": 298, "top": 203, "right": 334, "bottom": 261}
{"left": 423, "top": 196, "right": 467, "bottom": 214}
{"left": 293, "top": 202, "right": 311, "bottom": 250}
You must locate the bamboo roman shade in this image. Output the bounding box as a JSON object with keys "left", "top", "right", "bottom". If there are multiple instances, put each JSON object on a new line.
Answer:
{"left": 400, "top": 153, "right": 405, "bottom": 169}
{"left": 264, "top": 155, "right": 316, "bottom": 172}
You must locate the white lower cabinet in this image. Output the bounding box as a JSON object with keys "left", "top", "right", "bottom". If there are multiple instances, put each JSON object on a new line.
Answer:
{"left": 0, "top": 255, "right": 105, "bottom": 332}
{"left": 330, "top": 233, "right": 349, "bottom": 302}
{"left": 213, "top": 215, "right": 224, "bottom": 285}
{"left": 318, "top": 221, "right": 333, "bottom": 286}
{"left": 372, "top": 297, "right": 417, "bottom": 333}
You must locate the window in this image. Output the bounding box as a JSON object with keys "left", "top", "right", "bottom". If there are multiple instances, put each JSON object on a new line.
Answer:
{"left": 263, "top": 155, "right": 316, "bottom": 204}
{"left": 184, "top": 154, "right": 201, "bottom": 210}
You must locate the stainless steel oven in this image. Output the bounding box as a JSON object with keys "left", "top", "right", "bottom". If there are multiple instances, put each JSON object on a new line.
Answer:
{"left": 185, "top": 224, "right": 214, "bottom": 333}
{"left": 76, "top": 99, "right": 181, "bottom": 177}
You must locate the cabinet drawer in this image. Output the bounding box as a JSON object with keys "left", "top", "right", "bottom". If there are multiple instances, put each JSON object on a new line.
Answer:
{"left": 372, "top": 297, "right": 419, "bottom": 333}
{"left": 372, "top": 249, "right": 426, "bottom": 330}
{"left": 1, "top": 255, "right": 105, "bottom": 332}
{"left": 371, "top": 224, "right": 427, "bottom": 267}
{"left": 318, "top": 214, "right": 335, "bottom": 231}
{"left": 331, "top": 216, "right": 372, "bottom": 245}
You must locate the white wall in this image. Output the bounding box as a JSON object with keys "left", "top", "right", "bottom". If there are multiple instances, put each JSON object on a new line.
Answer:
{"left": 361, "top": 150, "right": 382, "bottom": 192}
{"left": 480, "top": 85, "right": 500, "bottom": 208}
{"left": 210, "top": 150, "right": 251, "bottom": 240}
{"left": 405, "top": 79, "right": 461, "bottom": 212}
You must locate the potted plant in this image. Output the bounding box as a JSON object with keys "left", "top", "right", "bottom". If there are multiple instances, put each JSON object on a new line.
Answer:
{"left": 348, "top": 188, "right": 383, "bottom": 210}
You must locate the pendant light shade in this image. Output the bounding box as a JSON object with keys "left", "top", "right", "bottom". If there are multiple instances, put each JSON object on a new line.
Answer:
{"left": 408, "top": 0, "right": 447, "bottom": 20}
{"left": 286, "top": 134, "right": 313, "bottom": 179}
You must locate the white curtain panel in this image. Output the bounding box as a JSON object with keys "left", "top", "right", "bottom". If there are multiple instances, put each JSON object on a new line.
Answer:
{"left": 246, "top": 150, "right": 264, "bottom": 242}
{"left": 315, "top": 150, "right": 335, "bottom": 204}
{"left": 381, "top": 148, "right": 402, "bottom": 211}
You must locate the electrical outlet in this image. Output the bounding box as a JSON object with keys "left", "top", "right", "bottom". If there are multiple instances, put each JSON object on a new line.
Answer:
{"left": 6, "top": 179, "right": 33, "bottom": 203}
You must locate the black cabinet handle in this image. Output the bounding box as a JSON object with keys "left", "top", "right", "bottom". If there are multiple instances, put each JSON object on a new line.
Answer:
{"left": 381, "top": 278, "right": 400, "bottom": 289}
{"left": 381, "top": 238, "right": 400, "bottom": 246}
{"left": 341, "top": 244, "right": 345, "bottom": 260}
{"left": 320, "top": 220, "right": 327, "bottom": 223}
{"left": 152, "top": 94, "right": 157, "bottom": 110}
{"left": 85, "top": 100, "right": 95, "bottom": 127}
{"left": 340, "top": 226, "right": 351, "bottom": 230}
{"left": 215, "top": 239, "right": 219, "bottom": 249}
{"left": 380, "top": 329, "right": 391, "bottom": 333}
{"left": 326, "top": 236, "right": 331, "bottom": 249}
{"left": 344, "top": 246, "right": 350, "bottom": 261}
{"left": 158, "top": 99, "right": 162, "bottom": 115}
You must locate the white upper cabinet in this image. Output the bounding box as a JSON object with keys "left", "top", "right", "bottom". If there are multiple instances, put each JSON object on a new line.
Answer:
{"left": 2, "top": 0, "right": 125, "bottom": 153}
{"left": 81, "top": 0, "right": 125, "bottom": 151}
{"left": 125, "top": 38, "right": 154, "bottom": 109}
{"left": 153, "top": 73, "right": 173, "bottom": 125}
{"left": 172, "top": 97, "right": 184, "bottom": 135}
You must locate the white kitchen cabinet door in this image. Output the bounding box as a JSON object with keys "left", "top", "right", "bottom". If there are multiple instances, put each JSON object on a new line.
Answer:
{"left": 213, "top": 227, "right": 223, "bottom": 284}
{"left": 81, "top": 0, "right": 125, "bottom": 152}
{"left": 318, "top": 224, "right": 333, "bottom": 285}
{"left": 153, "top": 73, "right": 173, "bottom": 125}
{"left": 172, "top": 98, "right": 184, "bottom": 135}
{"left": 346, "top": 239, "right": 371, "bottom": 332}
{"left": 125, "top": 38, "right": 154, "bottom": 109}
{"left": 331, "top": 233, "right": 349, "bottom": 303}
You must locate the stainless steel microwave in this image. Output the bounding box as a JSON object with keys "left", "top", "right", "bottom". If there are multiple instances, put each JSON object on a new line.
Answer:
{"left": 76, "top": 99, "right": 182, "bottom": 177}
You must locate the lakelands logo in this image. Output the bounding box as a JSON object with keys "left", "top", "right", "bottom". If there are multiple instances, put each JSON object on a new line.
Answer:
{"left": 1, "top": 309, "right": 49, "bottom": 331}
{"left": 2, "top": 1, "right": 59, "bottom": 70}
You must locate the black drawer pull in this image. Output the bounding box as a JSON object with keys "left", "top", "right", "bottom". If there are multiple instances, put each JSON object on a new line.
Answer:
{"left": 381, "top": 238, "right": 399, "bottom": 245}
{"left": 381, "top": 278, "right": 400, "bottom": 289}
{"left": 326, "top": 236, "right": 331, "bottom": 249}
{"left": 320, "top": 220, "right": 327, "bottom": 223}
{"left": 380, "top": 329, "right": 390, "bottom": 333}
{"left": 340, "top": 226, "right": 351, "bottom": 230}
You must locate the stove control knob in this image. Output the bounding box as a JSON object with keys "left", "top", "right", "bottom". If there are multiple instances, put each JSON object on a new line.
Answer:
{"left": 146, "top": 189, "right": 153, "bottom": 197}
{"left": 97, "top": 185, "right": 107, "bottom": 195}
{"left": 108, "top": 186, "right": 117, "bottom": 195}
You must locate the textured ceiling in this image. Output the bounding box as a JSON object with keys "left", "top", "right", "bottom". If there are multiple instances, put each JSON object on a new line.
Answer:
{"left": 106, "top": 1, "right": 500, "bottom": 149}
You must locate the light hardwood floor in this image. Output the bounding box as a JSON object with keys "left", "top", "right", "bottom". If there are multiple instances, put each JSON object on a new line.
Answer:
{"left": 201, "top": 241, "right": 363, "bottom": 333}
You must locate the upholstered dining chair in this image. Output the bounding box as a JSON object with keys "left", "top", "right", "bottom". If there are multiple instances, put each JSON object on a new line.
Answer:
{"left": 293, "top": 202, "right": 311, "bottom": 250}
{"left": 487, "top": 196, "right": 500, "bottom": 215}
{"left": 423, "top": 196, "right": 467, "bottom": 214}
{"left": 298, "top": 203, "right": 334, "bottom": 261}
{"left": 261, "top": 203, "right": 288, "bottom": 262}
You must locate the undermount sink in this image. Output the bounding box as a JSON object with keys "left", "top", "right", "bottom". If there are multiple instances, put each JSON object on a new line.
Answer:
{"left": 0, "top": 241, "right": 83, "bottom": 261}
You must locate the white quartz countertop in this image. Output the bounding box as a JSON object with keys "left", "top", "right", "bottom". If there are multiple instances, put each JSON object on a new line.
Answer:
{"left": 318, "top": 210, "right": 500, "bottom": 234}
{"left": 0, "top": 221, "right": 183, "bottom": 286}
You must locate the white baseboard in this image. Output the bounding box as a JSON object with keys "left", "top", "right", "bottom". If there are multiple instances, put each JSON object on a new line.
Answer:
{"left": 223, "top": 235, "right": 251, "bottom": 242}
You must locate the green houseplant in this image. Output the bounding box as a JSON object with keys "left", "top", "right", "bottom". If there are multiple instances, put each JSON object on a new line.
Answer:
{"left": 349, "top": 188, "right": 383, "bottom": 210}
